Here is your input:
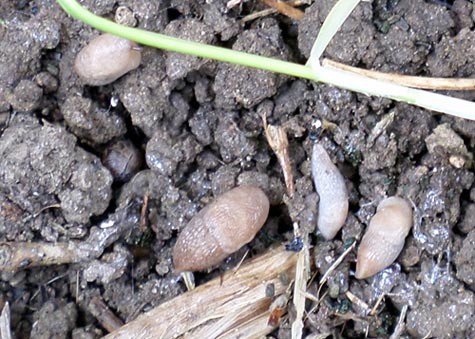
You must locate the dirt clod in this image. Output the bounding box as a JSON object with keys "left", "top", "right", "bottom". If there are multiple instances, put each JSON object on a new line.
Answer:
{"left": 31, "top": 301, "right": 77, "bottom": 339}
{"left": 0, "top": 115, "right": 112, "bottom": 224}
{"left": 62, "top": 95, "right": 126, "bottom": 145}
{"left": 214, "top": 18, "right": 289, "bottom": 109}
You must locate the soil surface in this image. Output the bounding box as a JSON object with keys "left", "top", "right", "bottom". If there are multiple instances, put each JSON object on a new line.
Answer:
{"left": 1, "top": 0, "right": 475, "bottom": 338}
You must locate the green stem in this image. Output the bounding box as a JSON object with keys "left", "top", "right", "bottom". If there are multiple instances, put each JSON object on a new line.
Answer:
{"left": 56, "top": 0, "right": 314, "bottom": 80}
{"left": 56, "top": 0, "right": 475, "bottom": 120}
{"left": 315, "top": 64, "right": 475, "bottom": 121}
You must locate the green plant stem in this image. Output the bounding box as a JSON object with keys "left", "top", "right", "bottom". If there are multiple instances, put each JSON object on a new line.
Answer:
{"left": 314, "top": 64, "right": 475, "bottom": 120}
{"left": 56, "top": 0, "right": 475, "bottom": 120}
{"left": 56, "top": 0, "right": 314, "bottom": 80}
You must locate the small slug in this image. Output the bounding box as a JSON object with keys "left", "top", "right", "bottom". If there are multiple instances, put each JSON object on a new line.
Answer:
{"left": 74, "top": 33, "right": 141, "bottom": 86}
{"left": 355, "top": 197, "right": 413, "bottom": 279}
{"left": 173, "top": 186, "right": 270, "bottom": 272}
{"left": 311, "top": 143, "right": 349, "bottom": 240}
{"left": 102, "top": 139, "right": 143, "bottom": 182}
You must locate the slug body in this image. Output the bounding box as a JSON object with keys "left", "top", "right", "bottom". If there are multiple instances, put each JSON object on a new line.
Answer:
{"left": 74, "top": 33, "right": 141, "bottom": 86}
{"left": 311, "top": 143, "right": 349, "bottom": 240}
{"left": 102, "top": 140, "right": 143, "bottom": 182}
{"left": 173, "top": 186, "right": 270, "bottom": 272}
{"left": 355, "top": 197, "right": 413, "bottom": 279}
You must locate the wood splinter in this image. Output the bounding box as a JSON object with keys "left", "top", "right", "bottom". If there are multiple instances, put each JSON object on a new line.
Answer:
{"left": 105, "top": 246, "right": 298, "bottom": 339}
{"left": 0, "top": 201, "right": 140, "bottom": 273}
{"left": 242, "top": 0, "right": 306, "bottom": 23}
{"left": 263, "top": 114, "right": 295, "bottom": 197}
{"left": 261, "top": 0, "right": 305, "bottom": 20}
{"left": 88, "top": 296, "right": 124, "bottom": 333}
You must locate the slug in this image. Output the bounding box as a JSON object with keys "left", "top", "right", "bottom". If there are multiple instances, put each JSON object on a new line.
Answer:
{"left": 311, "top": 143, "right": 349, "bottom": 240}
{"left": 102, "top": 139, "right": 143, "bottom": 182}
{"left": 173, "top": 186, "right": 270, "bottom": 272}
{"left": 74, "top": 33, "right": 141, "bottom": 86}
{"left": 355, "top": 197, "right": 413, "bottom": 279}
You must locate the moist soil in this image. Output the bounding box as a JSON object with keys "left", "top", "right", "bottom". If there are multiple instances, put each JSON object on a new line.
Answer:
{"left": 1, "top": 0, "right": 475, "bottom": 338}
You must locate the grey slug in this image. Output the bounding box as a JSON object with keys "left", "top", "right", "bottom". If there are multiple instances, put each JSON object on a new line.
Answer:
{"left": 311, "top": 143, "right": 349, "bottom": 240}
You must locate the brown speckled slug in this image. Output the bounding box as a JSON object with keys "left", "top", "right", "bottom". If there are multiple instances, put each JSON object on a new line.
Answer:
{"left": 311, "top": 143, "right": 349, "bottom": 240}
{"left": 355, "top": 196, "right": 413, "bottom": 279}
{"left": 173, "top": 186, "right": 270, "bottom": 272}
{"left": 74, "top": 33, "right": 141, "bottom": 86}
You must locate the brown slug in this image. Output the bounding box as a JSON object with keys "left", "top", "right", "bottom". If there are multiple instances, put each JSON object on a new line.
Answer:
{"left": 172, "top": 186, "right": 270, "bottom": 272}
{"left": 355, "top": 196, "right": 413, "bottom": 279}
{"left": 74, "top": 33, "right": 141, "bottom": 86}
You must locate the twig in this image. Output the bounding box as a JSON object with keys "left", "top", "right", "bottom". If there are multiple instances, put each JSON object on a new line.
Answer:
{"left": 231, "top": 249, "right": 249, "bottom": 275}
{"left": 318, "top": 241, "right": 356, "bottom": 295}
{"left": 181, "top": 271, "right": 195, "bottom": 291}
{"left": 30, "top": 273, "right": 70, "bottom": 303}
{"left": 0, "top": 302, "right": 11, "bottom": 339}
{"left": 369, "top": 292, "right": 399, "bottom": 316}
{"left": 241, "top": 0, "right": 306, "bottom": 22}
{"left": 76, "top": 271, "right": 79, "bottom": 304}
{"left": 33, "top": 204, "right": 61, "bottom": 217}
{"left": 422, "top": 330, "right": 432, "bottom": 339}
{"left": 0, "top": 241, "right": 97, "bottom": 273}
{"left": 241, "top": 8, "right": 276, "bottom": 22}
{"left": 127, "top": 301, "right": 147, "bottom": 324}
{"left": 345, "top": 291, "right": 369, "bottom": 313}
{"left": 291, "top": 230, "right": 310, "bottom": 339}
{"left": 139, "top": 195, "right": 149, "bottom": 232}
{"left": 261, "top": 0, "right": 304, "bottom": 20}
{"left": 322, "top": 58, "right": 475, "bottom": 91}
{"left": 304, "top": 241, "right": 357, "bottom": 318}
{"left": 389, "top": 305, "right": 408, "bottom": 339}
{"left": 367, "top": 111, "right": 395, "bottom": 147}
{"left": 88, "top": 296, "right": 124, "bottom": 333}
{"left": 369, "top": 293, "right": 386, "bottom": 316}
{"left": 0, "top": 200, "right": 141, "bottom": 273}
{"left": 104, "top": 246, "right": 298, "bottom": 339}
{"left": 305, "top": 333, "right": 332, "bottom": 339}
{"left": 306, "top": 290, "right": 328, "bottom": 318}
{"left": 299, "top": 290, "right": 319, "bottom": 303}
{"left": 263, "top": 114, "right": 295, "bottom": 197}
{"left": 333, "top": 311, "right": 365, "bottom": 322}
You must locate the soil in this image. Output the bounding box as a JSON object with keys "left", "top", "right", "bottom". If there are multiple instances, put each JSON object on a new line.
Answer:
{"left": 1, "top": 0, "right": 475, "bottom": 338}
